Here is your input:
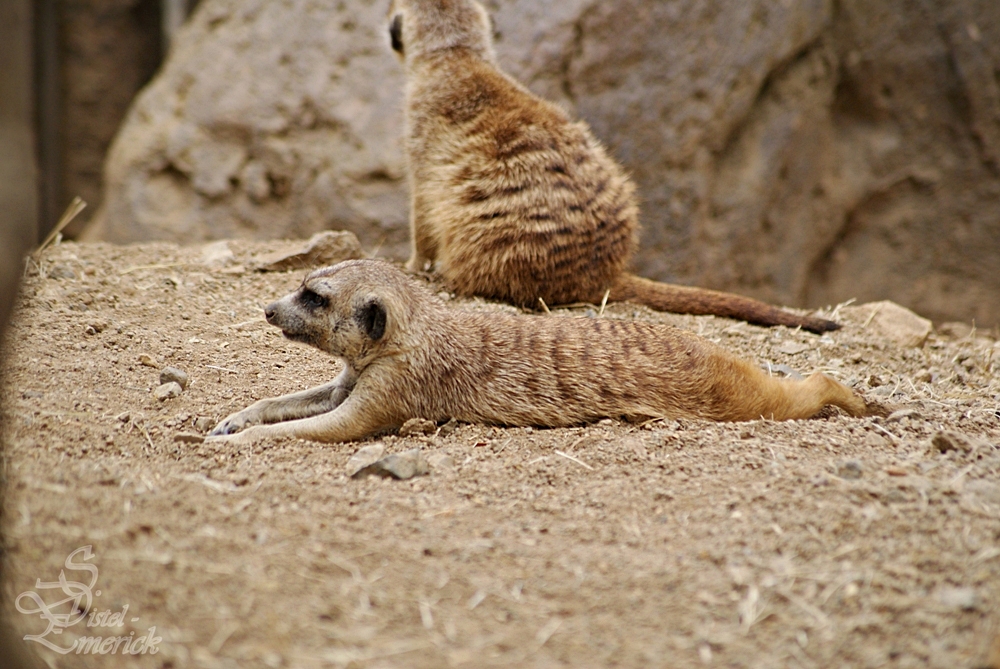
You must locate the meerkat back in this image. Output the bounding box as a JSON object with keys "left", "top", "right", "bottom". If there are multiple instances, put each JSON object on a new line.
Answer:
{"left": 389, "top": 0, "right": 639, "bottom": 308}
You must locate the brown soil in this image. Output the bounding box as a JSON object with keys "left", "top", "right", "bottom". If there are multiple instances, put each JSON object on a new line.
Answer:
{"left": 3, "top": 241, "right": 1000, "bottom": 669}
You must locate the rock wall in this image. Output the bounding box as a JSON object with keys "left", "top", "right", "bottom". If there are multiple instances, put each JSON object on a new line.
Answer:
{"left": 86, "top": 0, "right": 1000, "bottom": 326}
{"left": 86, "top": 0, "right": 414, "bottom": 250}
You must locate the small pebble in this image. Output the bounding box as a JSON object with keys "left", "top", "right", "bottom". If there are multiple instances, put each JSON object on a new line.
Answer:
{"left": 886, "top": 408, "right": 920, "bottom": 423}
{"left": 201, "top": 240, "right": 235, "bottom": 268}
{"left": 153, "top": 382, "right": 183, "bottom": 401}
{"left": 437, "top": 418, "right": 460, "bottom": 437}
{"left": 352, "top": 448, "right": 429, "bottom": 480}
{"left": 47, "top": 263, "right": 76, "bottom": 280}
{"left": 253, "top": 230, "right": 362, "bottom": 272}
{"left": 931, "top": 430, "right": 978, "bottom": 454}
{"left": 882, "top": 488, "right": 908, "bottom": 503}
{"left": 346, "top": 444, "right": 386, "bottom": 477}
{"left": 776, "top": 341, "right": 810, "bottom": 356}
{"left": 174, "top": 432, "right": 204, "bottom": 444}
{"left": 21, "top": 390, "right": 44, "bottom": 400}
{"left": 399, "top": 417, "right": 436, "bottom": 437}
{"left": 769, "top": 364, "right": 805, "bottom": 379}
{"left": 84, "top": 320, "right": 109, "bottom": 336}
{"left": 194, "top": 416, "right": 215, "bottom": 433}
{"left": 837, "top": 460, "right": 863, "bottom": 479}
{"left": 863, "top": 300, "right": 932, "bottom": 348}
{"left": 160, "top": 367, "right": 190, "bottom": 390}
{"left": 139, "top": 354, "right": 158, "bottom": 368}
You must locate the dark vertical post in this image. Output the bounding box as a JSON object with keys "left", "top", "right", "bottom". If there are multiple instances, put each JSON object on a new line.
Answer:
{"left": 34, "top": 0, "right": 62, "bottom": 239}
{"left": 0, "top": 4, "right": 44, "bottom": 666}
{"left": 0, "top": 0, "right": 40, "bottom": 248}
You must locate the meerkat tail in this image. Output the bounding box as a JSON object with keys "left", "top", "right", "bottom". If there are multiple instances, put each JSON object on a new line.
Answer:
{"left": 609, "top": 274, "right": 840, "bottom": 334}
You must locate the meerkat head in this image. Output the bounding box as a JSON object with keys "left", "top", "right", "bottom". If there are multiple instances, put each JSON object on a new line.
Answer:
{"left": 264, "top": 260, "right": 417, "bottom": 366}
{"left": 387, "top": 0, "right": 496, "bottom": 64}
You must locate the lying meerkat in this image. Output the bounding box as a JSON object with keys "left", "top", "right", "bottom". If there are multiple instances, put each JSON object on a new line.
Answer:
{"left": 386, "top": 0, "right": 841, "bottom": 334}
{"left": 208, "top": 260, "right": 870, "bottom": 445}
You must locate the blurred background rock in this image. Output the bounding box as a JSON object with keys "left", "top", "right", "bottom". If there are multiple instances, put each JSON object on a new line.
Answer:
{"left": 3, "top": 0, "right": 999, "bottom": 325}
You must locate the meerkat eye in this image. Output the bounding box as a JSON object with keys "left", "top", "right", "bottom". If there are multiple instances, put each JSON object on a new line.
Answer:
{"left": 299, "top": 289, "right": 328, "bottom": 309}
{"left": 389, "top": 14, "right": 404, "bottom": 53}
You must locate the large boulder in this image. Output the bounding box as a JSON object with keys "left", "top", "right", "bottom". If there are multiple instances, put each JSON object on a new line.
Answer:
{"left": 85, "top": 0, "right": 1000, "bottom": 326}
{"left": 84, "top": 0, "right": 412, "bottom": 253}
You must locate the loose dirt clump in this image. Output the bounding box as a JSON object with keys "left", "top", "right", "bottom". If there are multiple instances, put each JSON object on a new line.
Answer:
{"left": 3, "top": 241, "right": 999, "bottom": 668}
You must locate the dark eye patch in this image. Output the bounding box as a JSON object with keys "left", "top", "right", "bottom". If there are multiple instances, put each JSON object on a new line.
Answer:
{"left": 299, "top": 289, "right": 328, "bottom": 309}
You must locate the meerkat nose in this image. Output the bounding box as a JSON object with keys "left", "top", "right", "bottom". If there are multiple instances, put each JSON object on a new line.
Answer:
{"left": 264, "top": 303, "right": 278, "bottom": 323}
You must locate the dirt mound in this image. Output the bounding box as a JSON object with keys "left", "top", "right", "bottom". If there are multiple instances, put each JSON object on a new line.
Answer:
{"left": 3, "top": 241, "right": 999, "bottom": 667}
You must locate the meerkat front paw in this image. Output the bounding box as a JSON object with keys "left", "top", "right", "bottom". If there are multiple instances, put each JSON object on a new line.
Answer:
{"left": 205, "top": 424, "right": 266, "bottom": 446}
{"left": 209, "top": 410, "right": 261, "bottom": 436}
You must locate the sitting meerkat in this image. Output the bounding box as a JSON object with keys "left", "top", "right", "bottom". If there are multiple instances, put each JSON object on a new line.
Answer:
{"left": 208, "top": 260, "right": 870, "bottom": 446}
{"left": 387, "top": 0, "right": 841, "bottom": 334}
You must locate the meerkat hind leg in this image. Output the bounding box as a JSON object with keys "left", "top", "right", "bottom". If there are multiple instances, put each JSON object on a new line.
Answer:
{"left": 405, "top": 249, "right": 427, "bottom": 273}
{"left": 406, "top": 213, "right": 438, "bottom": 272}
{"left": 210, "top": 367, "right": 356, "bottom": 436}
{"left": 790, "top": 373, "right": 867, "bottom": 419}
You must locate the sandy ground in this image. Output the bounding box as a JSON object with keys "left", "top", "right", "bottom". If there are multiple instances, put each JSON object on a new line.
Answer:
{"left": 2, "top": 240, "right": 999, "bottom": 669}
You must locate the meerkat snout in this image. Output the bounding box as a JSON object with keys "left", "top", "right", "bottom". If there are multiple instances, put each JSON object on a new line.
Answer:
{"left": 263, "top": 289, "right": 321, "bottom": 345}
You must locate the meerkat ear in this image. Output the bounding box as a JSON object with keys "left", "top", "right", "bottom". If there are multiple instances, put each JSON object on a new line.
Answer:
{"left": 356, "top": 298, "right": 387, "bottom": 341}
{"left": 389, "top": 14, "right": 404, "bottom": 53}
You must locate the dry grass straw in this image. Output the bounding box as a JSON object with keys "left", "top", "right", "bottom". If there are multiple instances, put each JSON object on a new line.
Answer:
{"left": 598, "top": 289, "right": 610, "bottom": 317}
{"left": 554, "top": 449, "right": 593, "bottom": 470}
{"left": 34, "top": 197, "right": 86, "bottom": 256}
